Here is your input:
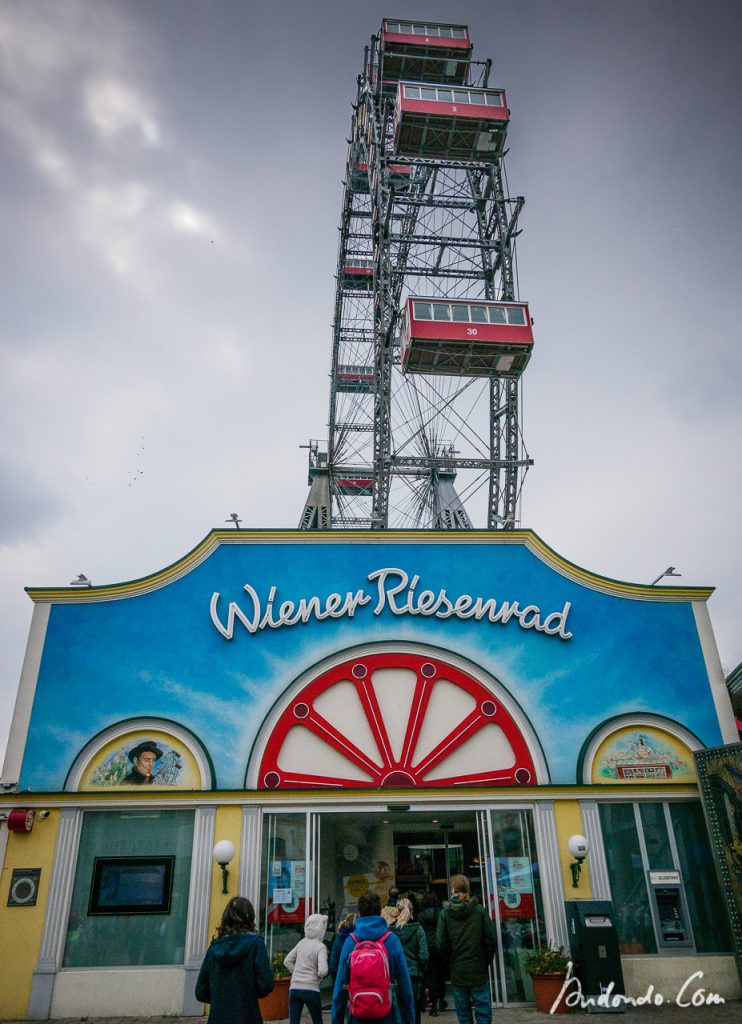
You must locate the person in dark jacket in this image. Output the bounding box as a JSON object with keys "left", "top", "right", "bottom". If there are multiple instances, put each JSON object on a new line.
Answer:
{"left": 331, "top": 889, "right": 415, "bottom": 1024}
{"left": 196, "top": 896, "right": 275, "bottom": 1024}
{"left": 329, "top": 912, "right": 356, "bottom": 978}
{"left": 418, "top": 892, "right": 447, "bottom": 1016}
{"left": 436, "top": 875, "right": 496, "bottom": 1024}
{"left": 394, "top": 898, "right": 429, "bottom": 1024}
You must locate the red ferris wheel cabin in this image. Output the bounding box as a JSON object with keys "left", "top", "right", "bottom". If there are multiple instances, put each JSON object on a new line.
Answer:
{"left": 342, "top": 257, "right": 373, "bottom": 290}
{"left": 350, "top": 161, "right": 412, "bottom": 193}
{"left": 400, "top": 297, "right": 534, "bottom": 378}
{"left": 379, "top": 19, "right": 472, "bottom": 87}
{"left": 394, "top": 82, "right": 509, "bottom": 160}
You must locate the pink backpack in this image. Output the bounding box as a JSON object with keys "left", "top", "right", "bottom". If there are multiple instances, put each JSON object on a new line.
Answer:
{"left": 346, "top": 931, "right": 392, "bottom": 1019}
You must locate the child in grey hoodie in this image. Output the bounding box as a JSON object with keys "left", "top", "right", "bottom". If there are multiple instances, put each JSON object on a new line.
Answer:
{"left": 284, "top": 913, "right": 329, "bottom": 1024}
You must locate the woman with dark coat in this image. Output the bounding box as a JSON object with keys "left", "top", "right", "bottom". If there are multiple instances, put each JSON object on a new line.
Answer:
{"left": 329, "top": 912, "right": 356, "bottom": 978}
{"left": 196, "top": 896, "right": 275, "bottom": 1024}
{"left": 418, "top": 892, "right": 447, "bottom": 1015}
{"left": 394, "top": 898, "right": 429, "bottom": 1024}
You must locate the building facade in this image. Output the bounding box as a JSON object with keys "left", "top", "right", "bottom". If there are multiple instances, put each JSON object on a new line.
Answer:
{"left": 0, "top": 529, "right": 739, "bottom": 1018}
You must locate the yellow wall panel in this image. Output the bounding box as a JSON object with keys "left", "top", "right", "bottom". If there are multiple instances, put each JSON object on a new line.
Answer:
{"left": 0, "top": 813, "right": 60, "bottom": 1019}
{"left": 553, "top": 800, "right": 593, "bottom": 900}
{"left": 207, "top": 806, "right": 243, "bottom": 942}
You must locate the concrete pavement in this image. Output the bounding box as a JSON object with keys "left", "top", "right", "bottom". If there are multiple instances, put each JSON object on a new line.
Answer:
{"left": 5, "top": 1004, "right": 741, "bottom": 1024}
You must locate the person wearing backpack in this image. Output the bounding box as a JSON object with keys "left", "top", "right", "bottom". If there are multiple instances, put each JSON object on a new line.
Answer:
{"left": 284, "top": 913, "right": 329, "bottom": 1024}
{"left": 393, "top": 898, "right": 428, "bottom": 1024}
{"left": 331, "top": 889, "right": 415, "bottom": 1024}
{"left": 436, "top": 875, "right": 497, "bottom": 1024}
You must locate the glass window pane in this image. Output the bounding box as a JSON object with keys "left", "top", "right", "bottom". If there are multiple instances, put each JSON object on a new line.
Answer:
{"left": 63, "top": 810, "right": 194, "bottom": 967}
{"left": 432, "top": 304, "right": 451, "bottom": 321}
{"left": 260, "top": 813, "right": 307, "bottom": 973}
{"left": 451, "top": 305, "right": 470, "bottom": 322}
{"left": 489, "top": 306, "right": 507, "bottom": 324}
{"left": 405, "top": 86, "right": 420, "bottom": 99}
{"left": 599, "top": 803, "right": 657, "bottom": 954}
{"left": 413, "top": 301, "right": 432, "bottom": 320}
{"left": 413, "top": 24, "right": 427, "bottom": 35}
{"left": 639, "top": 803, "right": 673, "bottom": 871}
{"left": 437, "top": 89, "right": 453, "bottom": 102}
{"left": 491, "top": 809, "right": 546, "bottom": 1004}
{"left": 670, "top": 802, "right": 733, "bottom": 952}
{"left": 453, "top": 28, "right": 467, "bottom": 39}
{"left": 421, "top": 87, "right": 437, "bottom": 102}
{"left": 386, "top": 22, "right": 398, "bottom": 34}
{"left": 470, "top": 306, "right": 488, "bottom": 323}
{"left": 507, "top": 306, "right": 526, "bottom": 325}
{"left": 486, "top": 92, "right": 504, "bottom": 107}
{"left": 454, "top": 90, "right": 470, "bottom": 104}
{"left": 399, "top": 23, "right": 412, "bottom": 34}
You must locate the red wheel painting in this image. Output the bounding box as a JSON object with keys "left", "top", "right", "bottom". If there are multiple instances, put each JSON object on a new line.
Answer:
{"left": 258, "top": 651, "right": 537, "bottom": 789}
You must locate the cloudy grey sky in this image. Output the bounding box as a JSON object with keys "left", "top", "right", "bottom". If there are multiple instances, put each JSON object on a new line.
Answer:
{"left": 1, "top": 0, "right": 741, "bottom": 768}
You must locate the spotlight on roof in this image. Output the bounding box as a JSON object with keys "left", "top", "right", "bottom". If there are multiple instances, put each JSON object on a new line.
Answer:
{"left": 70, "top": 574, "right": 92, "bottom": 587}
{"left": 225, "top": 513, "right": 242, "bottom": 529}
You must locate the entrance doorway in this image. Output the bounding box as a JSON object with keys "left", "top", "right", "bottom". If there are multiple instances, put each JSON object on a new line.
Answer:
{"left": 258, "top": 806, "right": 545, "bottom": 1006}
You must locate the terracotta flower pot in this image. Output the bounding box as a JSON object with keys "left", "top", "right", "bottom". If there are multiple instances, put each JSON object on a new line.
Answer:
{"left": 259, "top": 976, "right": 290, "bottom": 1021}
{"left": 530, "top": 972, "right": 569, "bottom": 1014}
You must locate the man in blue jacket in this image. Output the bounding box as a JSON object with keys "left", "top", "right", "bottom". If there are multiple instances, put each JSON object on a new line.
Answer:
{"left": 331, "top": 890, "right": 415, "bottom": 1024}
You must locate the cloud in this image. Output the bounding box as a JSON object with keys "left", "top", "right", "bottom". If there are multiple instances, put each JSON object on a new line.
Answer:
{"left": 0, "top": 461, "right": 66, "bottom": 544}
{"left": 84, "top": 77, "right": 161, "bottom": 146}
{"left": 168, "top": 200, "right": 221, "bottom": 241}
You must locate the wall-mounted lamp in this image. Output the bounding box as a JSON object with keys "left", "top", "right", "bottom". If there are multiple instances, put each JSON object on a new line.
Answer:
{"left": 568, "top": 834, "right": 590, "bottom": 888}
{"left": 213, "top": 839, "right": 236, "bottom": 895}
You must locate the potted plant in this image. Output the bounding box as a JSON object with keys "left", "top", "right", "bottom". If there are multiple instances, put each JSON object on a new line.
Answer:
{"left": 523, "top": 945, "right": 572, "bottom": 1014}
{"left": 259, "top": 951, "right": 291, "bottom": 1021}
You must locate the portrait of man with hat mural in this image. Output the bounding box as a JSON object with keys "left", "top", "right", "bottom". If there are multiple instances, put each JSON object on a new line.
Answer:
{"left": 121, "top": 740, "right": 163, "bottom": 785}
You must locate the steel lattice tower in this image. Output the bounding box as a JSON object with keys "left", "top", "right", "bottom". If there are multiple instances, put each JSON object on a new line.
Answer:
{"left": 300, "top": 19, "right": 533, "bottom": 531}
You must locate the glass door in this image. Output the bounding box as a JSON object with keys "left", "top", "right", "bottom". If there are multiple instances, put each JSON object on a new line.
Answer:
{"left": 476, "top": 810, "right": 503, "bottom": 1005}
{"left": 479, "top": 808, "right": 546, "bottom": 1004}
{"left": 259, "top": 812, "right": 307, "bottom": 977}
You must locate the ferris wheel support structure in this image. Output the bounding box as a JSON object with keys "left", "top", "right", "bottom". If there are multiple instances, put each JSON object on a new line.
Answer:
{"left": 300, "top": 19, "right": 534, "bottom": 531}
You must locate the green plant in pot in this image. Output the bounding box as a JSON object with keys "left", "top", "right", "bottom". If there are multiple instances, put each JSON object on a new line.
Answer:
{"left": 271, "top": 951, "right": 291, "bottom": 979}
{"left": 523, "top": 946, "right": 572, "bottom": 1014}
{"left": 260, "top": 951, "right": 292, "bottom": 1022}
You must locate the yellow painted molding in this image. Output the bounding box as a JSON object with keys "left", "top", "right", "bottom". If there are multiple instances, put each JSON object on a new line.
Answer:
{"left": 0, "top": 782, "right": 700, "bottom": 812}
{"left": 24, "top": 528, "right": 714, "bottom": 604}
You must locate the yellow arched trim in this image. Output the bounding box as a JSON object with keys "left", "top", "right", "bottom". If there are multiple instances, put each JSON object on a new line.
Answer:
{"left": 25, "top": 528, "right": 714, "bottom": 604}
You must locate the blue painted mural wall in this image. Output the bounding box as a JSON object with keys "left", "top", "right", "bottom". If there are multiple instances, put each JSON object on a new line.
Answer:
{"left": 20, "top": 538, "right": 719, "bottom": 790}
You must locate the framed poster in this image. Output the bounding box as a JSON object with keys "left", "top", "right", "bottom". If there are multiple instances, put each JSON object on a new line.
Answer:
{"left": 88, "top": 856, "right": 175, "bottom": 915}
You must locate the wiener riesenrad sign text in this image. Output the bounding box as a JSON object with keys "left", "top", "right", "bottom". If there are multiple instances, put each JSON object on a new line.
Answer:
{"left": 210, "top": 567, "right": 573, "bottom": 641}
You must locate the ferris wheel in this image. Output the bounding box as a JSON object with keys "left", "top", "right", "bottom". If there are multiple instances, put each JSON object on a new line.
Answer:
{"left": 300, "top": 18, "right": 533, "bottom": 531}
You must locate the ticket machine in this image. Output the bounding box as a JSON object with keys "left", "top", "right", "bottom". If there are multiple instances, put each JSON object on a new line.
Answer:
{"left": 565, "top": 900, "right": 626, "bottom": 1013}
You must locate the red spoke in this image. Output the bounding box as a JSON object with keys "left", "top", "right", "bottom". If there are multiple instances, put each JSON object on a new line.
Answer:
{"left": 276, "top": 773, "right": 368, "bottom": 788}
{"left": 413, "top": 708, "right": 488, "bottom": 776}
{"left": 302, "top": 709, "right": 384, "bottom": 780}
{"left": 400, "top": 675, "right": 435, "bottom": 767}
{"left": 355, "top": 676, "right": 395, "bottom": 768}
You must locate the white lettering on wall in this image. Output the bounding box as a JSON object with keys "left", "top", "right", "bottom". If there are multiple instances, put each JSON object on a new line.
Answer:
{"left": 210, "top": 567, "right": 572, "bottom": 642}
